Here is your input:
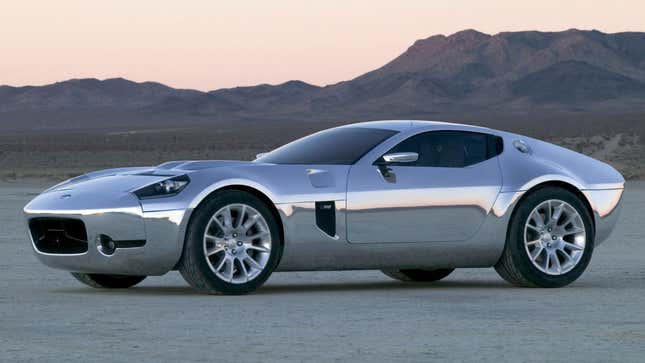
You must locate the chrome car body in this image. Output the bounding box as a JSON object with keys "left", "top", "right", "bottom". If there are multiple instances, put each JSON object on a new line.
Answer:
{"left": 23, "top": 121, "right": 624, "bottom": 276}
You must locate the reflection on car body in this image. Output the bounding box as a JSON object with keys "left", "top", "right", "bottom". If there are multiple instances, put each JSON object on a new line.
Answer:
{"left": 24, "top": 120, "right": 624, "bottom": 294}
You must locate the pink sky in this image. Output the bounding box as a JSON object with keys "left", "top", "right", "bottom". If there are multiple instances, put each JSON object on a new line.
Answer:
{"left": 1, "top": 0, "right": 644, "bottom": 91}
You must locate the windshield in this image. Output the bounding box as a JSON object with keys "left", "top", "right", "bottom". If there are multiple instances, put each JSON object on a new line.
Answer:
{"left": 255, "top": 127, "right": 398, "bottom": 165}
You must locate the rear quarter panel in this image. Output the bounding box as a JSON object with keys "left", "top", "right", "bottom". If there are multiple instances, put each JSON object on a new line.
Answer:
{"left": 495, "top": 131, "right": 625, "bottom": 192}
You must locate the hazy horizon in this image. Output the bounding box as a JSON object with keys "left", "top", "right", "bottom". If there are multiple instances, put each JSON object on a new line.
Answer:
{"left": 2, "top": 0, "right": 645, "bottom": 91}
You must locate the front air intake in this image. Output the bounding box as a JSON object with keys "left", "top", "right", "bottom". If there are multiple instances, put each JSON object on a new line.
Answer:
{"left": 28, "top": 218, "right": 88, "bottom": 254}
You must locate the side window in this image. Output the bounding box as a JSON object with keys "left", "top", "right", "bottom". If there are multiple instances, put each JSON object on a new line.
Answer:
{"left": 381, "top": 131, "right": 503, "bottom": 168}
{"left": 386, "top": 132, "right": 423, "bottom": 156}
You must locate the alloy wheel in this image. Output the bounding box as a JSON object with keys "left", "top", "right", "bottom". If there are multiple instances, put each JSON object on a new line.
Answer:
{"left": 203, "top": 203, "right": 272, "bottom": 284}
{"left": 524, "top": 199, "right": 586, "bottom": 275}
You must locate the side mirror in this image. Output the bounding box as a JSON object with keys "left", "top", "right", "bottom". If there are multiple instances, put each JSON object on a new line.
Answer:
{"left": 255, "top": 152, "right": 268, "bottom": 160}
{"left": 374, "top": 152, "right": 418, "bottom": 183}
{"left": 381, "top": 152, "right": 418, "bottom": 164}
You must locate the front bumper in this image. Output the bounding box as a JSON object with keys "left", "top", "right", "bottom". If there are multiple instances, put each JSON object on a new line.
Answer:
{"left": 24, "top": 190, "right": 186, "bottom": 276}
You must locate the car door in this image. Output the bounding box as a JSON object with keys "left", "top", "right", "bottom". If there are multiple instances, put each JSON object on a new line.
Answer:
{"left": 346, "top": 130, "right": 503, "bottom": 243}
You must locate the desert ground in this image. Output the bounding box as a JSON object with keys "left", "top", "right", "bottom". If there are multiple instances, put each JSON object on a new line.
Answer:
{"left": 0, "top": 123, "right": 645, "bottom": 181}
{"left": 1, "top": 181, "right": 644, "bottom": 362}
{"left": 0, "top": 117, "right": 644, "bottom": 181}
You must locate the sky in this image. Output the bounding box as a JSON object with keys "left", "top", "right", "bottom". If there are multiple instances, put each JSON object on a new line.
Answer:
{"left": 1, "top": 0, "right": 644, "bottom": 91}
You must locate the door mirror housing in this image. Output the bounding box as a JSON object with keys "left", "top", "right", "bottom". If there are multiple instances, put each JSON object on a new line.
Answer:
{"left": 381, "top": 152, "right": 418, "bottom": 164}
{"left": 374, "top": 152, "right": 418, "bottom": 183}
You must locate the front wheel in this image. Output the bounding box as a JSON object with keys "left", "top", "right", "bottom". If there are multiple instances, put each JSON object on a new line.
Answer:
{"left": 179, "top": 190, "right": 282, "bottom": 295}
{"left": 495, "top": 187, "right": 594, "bottom": 288}
{"left": 71, "top": 273, "right": 146, "bottom": 288}
{"left": 382, "top": 268, "right": 454, "bottom": 282}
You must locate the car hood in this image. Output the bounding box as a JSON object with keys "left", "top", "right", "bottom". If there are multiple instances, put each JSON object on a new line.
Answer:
{"left": 44, "top": 160, "right": 260, "bottom": 193}
{"left": 156, "top": 160, "right": 255, "bottom": 171}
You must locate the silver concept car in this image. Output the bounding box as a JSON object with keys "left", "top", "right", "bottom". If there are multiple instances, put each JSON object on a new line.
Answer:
{"left": 24, "top": 121, "right": 624, "bottom": 294}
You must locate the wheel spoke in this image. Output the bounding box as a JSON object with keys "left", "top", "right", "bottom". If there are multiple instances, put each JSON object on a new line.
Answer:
{"left": 551, "top": 202, "right": 564, "bottom": 223}
{"left": 551, "top": 252, "right": 562, "bottom": 273}
{"left": 243, "top": 230, "right": 269, "bottom": 242}
{"left": 221, "top": 207, "right": 233, "bottom": 228}
{"left": 246, "top": 244, "right": 270, "bottom": 253}
{"left": 562, "top": 227, "right": 584, "bottom": 236}
{"left": 211, "top": 217, "right": 226, "bottom": 233}
{"left": 558, "top": 249, "right": 574, "bottom": 265}
{"left": 245, "top": 256, "right": 262, "bottom": 270}
{"left": 204, "top": 233, "right": 222, "bottom": 242}
{"left": 562, "top": 241, "right": 584, "bottom": 251}
{"left": 225, "top": 259, "right": 234, "bottom": 282}
{"left": 544, "top": 200, "right": 552, "bottom": 224}
{"left": 237, "top": 258, "right": 249, "bottom": 282}
{"left": 559, "top": 214, "right": 576, "bottom": 228}
{"left": 215, "top": 255, "right": 228, "bottom": 272}
{"left": 526, "top": 224, "right": 541, "bottom": 233}
{"left": 530, "top": 210, "right": 545, "bottom": 228}
{"left": 242, "top": 214, "right": 260, "bottom": 232}
{"left": 526, "top": 239, "right": 541, "bottom": 247}
{"left": 530, "top": 246, "right": 544, "bottom": 260}
{"left": 543, "top": 252, "right": 551, "bottom": 271}
{"left": 236, "top": 205, "right": 247, "bottom": 228}
{"left": 206, "top": 245, "right": 225, "bottom": 256}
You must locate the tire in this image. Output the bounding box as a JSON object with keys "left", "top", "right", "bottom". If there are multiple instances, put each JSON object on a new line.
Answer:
{"left": 382, "top": 268, "right": 454, "bottom": 282}
{"left": 495, "top": 186, "right": 594, "bottom": 288}
{"left": 178, "top": 190, "right": 282, "bottom": 295}
{"left": 71, "top": 273, "right": 146, "bottom": 288}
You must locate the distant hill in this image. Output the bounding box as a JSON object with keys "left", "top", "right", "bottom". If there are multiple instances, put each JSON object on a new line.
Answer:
{"left": 2, "top": 29, "right": 645, "bottom": 131}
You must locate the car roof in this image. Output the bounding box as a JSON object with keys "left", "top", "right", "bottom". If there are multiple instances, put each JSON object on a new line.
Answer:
{"left": 341, "top": 120, "right": 492, "bottom": 133}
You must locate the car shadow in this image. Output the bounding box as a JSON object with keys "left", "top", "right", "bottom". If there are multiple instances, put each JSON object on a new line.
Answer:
{"left": 51, "top": 279, "right": 522, "bottom": 296}
{"left": 256, "top": 280, "right": 516, "bottom": 295}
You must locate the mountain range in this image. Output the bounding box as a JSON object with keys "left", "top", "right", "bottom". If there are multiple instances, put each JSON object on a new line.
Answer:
{"left": 2, "top": 29, "right": 645, "bottom": 131}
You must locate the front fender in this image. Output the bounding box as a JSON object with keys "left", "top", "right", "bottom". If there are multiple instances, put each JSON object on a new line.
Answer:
{"left": 187, "top": 178, "right": 279, "bottom": 210}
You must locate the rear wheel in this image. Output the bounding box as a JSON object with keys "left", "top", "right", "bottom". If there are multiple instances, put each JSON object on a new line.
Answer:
{"left": 382, "top": 268, "right": 454, "bottom": 282}
{"left": 179, "top": 190, "right": 282, "bottom": 295}
{"left": 495, "top": 187, "right": 594, "bottom": 288}
{"left": 71, "top": 273, "right": 146, "bottom": 288}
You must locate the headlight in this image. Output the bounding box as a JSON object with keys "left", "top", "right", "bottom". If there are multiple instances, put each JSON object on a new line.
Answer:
{"left": 134, "top": 175, "right": 190, "bottom": 199}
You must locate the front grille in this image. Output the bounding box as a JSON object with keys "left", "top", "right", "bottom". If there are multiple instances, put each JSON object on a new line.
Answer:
{"left": 29, "top": 218, "right": 88, "bottom": 254}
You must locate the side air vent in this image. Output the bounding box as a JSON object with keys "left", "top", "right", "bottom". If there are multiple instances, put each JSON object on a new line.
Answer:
{"left": 315, "top": 201, "right": 336, "bottom": 237}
